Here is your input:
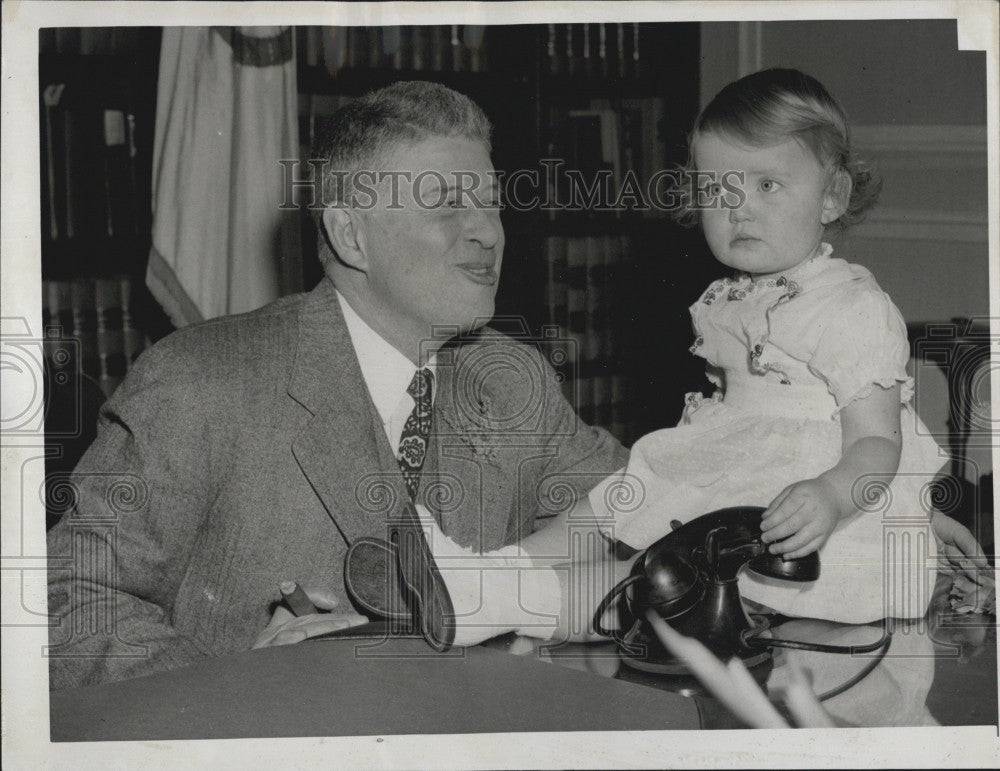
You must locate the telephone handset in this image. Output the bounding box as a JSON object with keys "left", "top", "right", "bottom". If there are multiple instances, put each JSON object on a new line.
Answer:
{"left": 334, "top": 502, "right": 456, "bottom": 651}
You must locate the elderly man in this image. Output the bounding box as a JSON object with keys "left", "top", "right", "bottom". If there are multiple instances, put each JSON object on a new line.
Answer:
{"left": 47, "top": 81, "right": 628, "bottom": 689}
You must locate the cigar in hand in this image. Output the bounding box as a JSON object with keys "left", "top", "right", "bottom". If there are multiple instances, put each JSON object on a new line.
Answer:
{"left": 279, "top": 580, "right": 320, "bottom": 617}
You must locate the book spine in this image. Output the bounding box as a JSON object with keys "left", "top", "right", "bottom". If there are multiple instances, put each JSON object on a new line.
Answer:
{"left": 430, "top": 26, "right": 446, "bottom": 71}
{"left": 46, "top": 280, "right": 74, "bottom": 336}
{"left": 616, "top": 23, "right": 626, "bottom": 79}
{"left": 95, "top": 278, "right": 126, "bottom": 396}
{"left": 632, "top": 23, "right": 641, "bottom": 80}
{"left": 323, "top": 27, "right": 348, "bottom": 75}
{"left": 70, "top": 278, "right": 98, "bottom": 382}
{"left": 301, "top": 27, "right": 317, "bottom": 68}
{"left": 598, "top": 24, "right": 608, "bottom": 78}
{"left": 42, "top": 84, "right": 66, "bottom": 242}
{"left": 379, "top": 26, "right": 404, "bottom": 70}
{"left": 586, "top": 235, "right": 608, "bottom": 429}
{"left": 451, "top": 26, "right": 464, "bottom": 72}
{"left": 643, "top": 97, "right": 666, "bottom": 219}
{"left": 565, "top": 237, "right": 590, "bottom": 422}
{"left": 43, "top": 280, "right": 73, "bottom": 373}
{"left": 63, "top": 104, "right": 76, "bottom": 239}
{"left": 119, "top": 275, "right": 144, "bottom": 369}
{"left": 126, "top": 113, "right": 141, "bottom": 238}
{"left": 465, "top": 26, "right": 486, "bottom": 73}
{"left": 565, "top": 24, "right": 577, "bottom": 76}
{"left": 79, "top": 28, "right": 97, "bottom": 56}
{"left": 611, "top": 373, "right": 628, "bottom": 443}
{"left": 55, "top": 28, "right": 81, "bottom": 55}
{"left": 613, "top": 234, "right": 632, "bottom": 441}
{"left": 368, "top": 27, "right": 383, "bottom": 68}
{"left": 546, "top": 24, "right": 560, "bottom": 75}
{"left": 103, "top": 108, "right": 134, "bottom": 240}
{"left": 345, "top": 27, "right": 365, "bottom": 69}
{"left": 411, "top": 26, "right": 427, "bottom": 71}
{"left": 545, "top": 234, "right": 568, "bottom": 329}
{"left": 395, "top": 27, "right": 410, "bottom": 70}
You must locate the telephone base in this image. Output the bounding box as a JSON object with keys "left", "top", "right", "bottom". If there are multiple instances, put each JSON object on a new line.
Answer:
{"left": 619, "top": 646, "right": 772, "bottom": 676}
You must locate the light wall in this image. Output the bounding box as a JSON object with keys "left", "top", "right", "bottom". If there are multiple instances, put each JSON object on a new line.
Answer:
{"left": 699, "top": 19, "right": 990, "bottom": 324}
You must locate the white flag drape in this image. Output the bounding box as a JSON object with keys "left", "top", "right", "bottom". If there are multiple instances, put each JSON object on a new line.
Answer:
{"left": 147, "top": 26, "right": 302, "bottom": 327}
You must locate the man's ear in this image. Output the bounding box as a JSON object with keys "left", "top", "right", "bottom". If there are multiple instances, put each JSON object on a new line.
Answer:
{"left": 821, "top": 168, "right": 852, "bottom": 225}
{"left": 322, "top": 206, "right": 369, "bottom": 271}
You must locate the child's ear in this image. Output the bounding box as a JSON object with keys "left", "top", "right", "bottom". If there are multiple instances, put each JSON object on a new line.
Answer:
{"left": 821, "top": 168, "right": 852, "bottom": 225}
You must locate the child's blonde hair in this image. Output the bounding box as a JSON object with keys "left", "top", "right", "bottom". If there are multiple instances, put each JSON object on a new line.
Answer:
{"left": 674, "top": 68, "right": 881, "bottom": 229}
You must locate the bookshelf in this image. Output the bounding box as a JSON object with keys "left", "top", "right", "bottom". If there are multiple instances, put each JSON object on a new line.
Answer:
{"left": 39, "top": 27, "right": 172, "bottom": 402}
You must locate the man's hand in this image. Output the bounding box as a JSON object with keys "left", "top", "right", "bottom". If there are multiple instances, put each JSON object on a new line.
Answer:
{"left": 932, "top": 510, "right": 990, "bottom": 581}
{"left": 760, "top": 478, "right": 841, "bottom": 559}
{"left": 252, "top": 585, "right": 369, "bottom": 649}
{"left": 930, "top": 512, "right": 995, "bottom": 615}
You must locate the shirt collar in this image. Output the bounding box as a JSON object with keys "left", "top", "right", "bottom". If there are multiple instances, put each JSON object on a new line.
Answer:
{"left": 336, "top": 290, "right": 436, "bottom": 426}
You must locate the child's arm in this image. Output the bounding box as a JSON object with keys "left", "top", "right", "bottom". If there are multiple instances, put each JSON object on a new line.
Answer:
{"left": 760, "top": 383, "right": 902, "bottom": 559}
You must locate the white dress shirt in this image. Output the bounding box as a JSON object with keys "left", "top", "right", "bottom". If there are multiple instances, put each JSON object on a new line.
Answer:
{"left": 336, "top": 290, "right": 436, "bottom": 454}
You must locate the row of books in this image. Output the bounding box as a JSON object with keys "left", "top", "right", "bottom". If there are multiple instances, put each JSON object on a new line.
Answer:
{"left": 42, "top": 25, "right": 648, "bottom": 79}
{"left": 546, "top": 234, "right": 633, "bottom": 442}
{"left": 545, "top": 97, "right": 668, "bottom": 221}
{"left": 40, "top": 82, "right": 142, "bottom": 247}
{"left": 298, "top": 26, "right": 490, "bottom": 75}
{"left": 39, "top": 27, "right": 146, "bottom": 57}
{"left": 42, "top": 276, "right": 147, "bottom": 398}
{"left": 544, "top": 23, "right": 646, "bottom": 80}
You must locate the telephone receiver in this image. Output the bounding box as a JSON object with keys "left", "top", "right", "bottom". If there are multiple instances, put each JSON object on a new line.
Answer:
{"left": 593, "top": 506, "right": 823, "bottom": 673}
{"left": 340, "top": 502, "right": 456, "bottom": 652}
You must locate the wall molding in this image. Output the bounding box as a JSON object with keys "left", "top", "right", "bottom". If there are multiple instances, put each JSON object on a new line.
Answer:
{"left": 852, "top": 124, "right": 987, "bottom": 155}
{"left": 854, "top": 207, "right": 988, "bottom": 244}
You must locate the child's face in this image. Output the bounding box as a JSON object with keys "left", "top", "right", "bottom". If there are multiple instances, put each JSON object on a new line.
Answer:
{"left": 694, "top": 132, "right": 844, "bottom": 279}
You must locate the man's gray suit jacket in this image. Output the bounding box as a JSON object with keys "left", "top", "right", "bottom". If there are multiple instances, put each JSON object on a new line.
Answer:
{"left": 47, "top": 277, "right": 628, "bottom": 689}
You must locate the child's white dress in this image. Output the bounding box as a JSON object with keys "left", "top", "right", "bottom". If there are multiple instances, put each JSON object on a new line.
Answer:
{"left": 590, "top": 244, "right": 945, "bottom": 623}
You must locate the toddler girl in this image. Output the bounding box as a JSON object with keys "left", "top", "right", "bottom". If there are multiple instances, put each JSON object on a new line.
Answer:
{"left": 589, "top": 68, "right": 945, "bottom": 624}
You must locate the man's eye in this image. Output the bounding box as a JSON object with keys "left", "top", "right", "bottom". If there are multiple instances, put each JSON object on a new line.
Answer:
{"left": 760, "top": 179, "right": 779, "bottom": 192}
{"left": 708, "top": 183, "right": 722, "bottom": 197}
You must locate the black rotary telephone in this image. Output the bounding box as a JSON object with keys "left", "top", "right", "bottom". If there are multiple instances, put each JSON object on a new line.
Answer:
{"left": 593, "top": 506, "right": 890, "bottom": 674}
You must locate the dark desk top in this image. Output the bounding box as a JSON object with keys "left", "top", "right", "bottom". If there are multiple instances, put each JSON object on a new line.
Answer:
{"left": 49, "top": 581, "right": 996, "bottom": 741}
{"left": 50, "top": 634, "right": 700, "bottom": 741}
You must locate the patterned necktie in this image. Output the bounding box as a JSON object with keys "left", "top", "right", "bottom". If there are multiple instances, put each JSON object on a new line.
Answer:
{"left": 397, "top": 368, "right": 434, "bottom": 501}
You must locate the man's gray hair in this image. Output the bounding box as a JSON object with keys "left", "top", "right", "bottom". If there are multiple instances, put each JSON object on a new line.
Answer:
{"left": 313, "top": 80, "right": 493, "bottom": 215}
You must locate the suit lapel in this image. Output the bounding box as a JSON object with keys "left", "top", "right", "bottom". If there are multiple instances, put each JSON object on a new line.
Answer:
{"left": 289, "top": 279, "right": 409, "bottom": 546}
{"left": 288, "top": 284, "right": 515, "bottom": 552}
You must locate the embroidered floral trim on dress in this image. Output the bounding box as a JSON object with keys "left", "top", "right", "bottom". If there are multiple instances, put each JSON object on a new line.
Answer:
{"left": 747, "top": 286, "right": 800, "bottom": 383}
{"left": 700, "top": 275, "right": 802, "bottom": 305}
{"left": 681, "top": 390, "right": 724, "bottom": 424}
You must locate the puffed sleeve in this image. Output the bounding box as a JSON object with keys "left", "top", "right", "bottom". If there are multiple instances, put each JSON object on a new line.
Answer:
{"left": 807, "top": 286, "right": 914, "bottom": 410}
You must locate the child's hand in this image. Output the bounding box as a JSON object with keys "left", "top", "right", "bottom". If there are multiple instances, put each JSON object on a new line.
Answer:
{"left": 760, "top": 478, "right": 841, "bottom": 559}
